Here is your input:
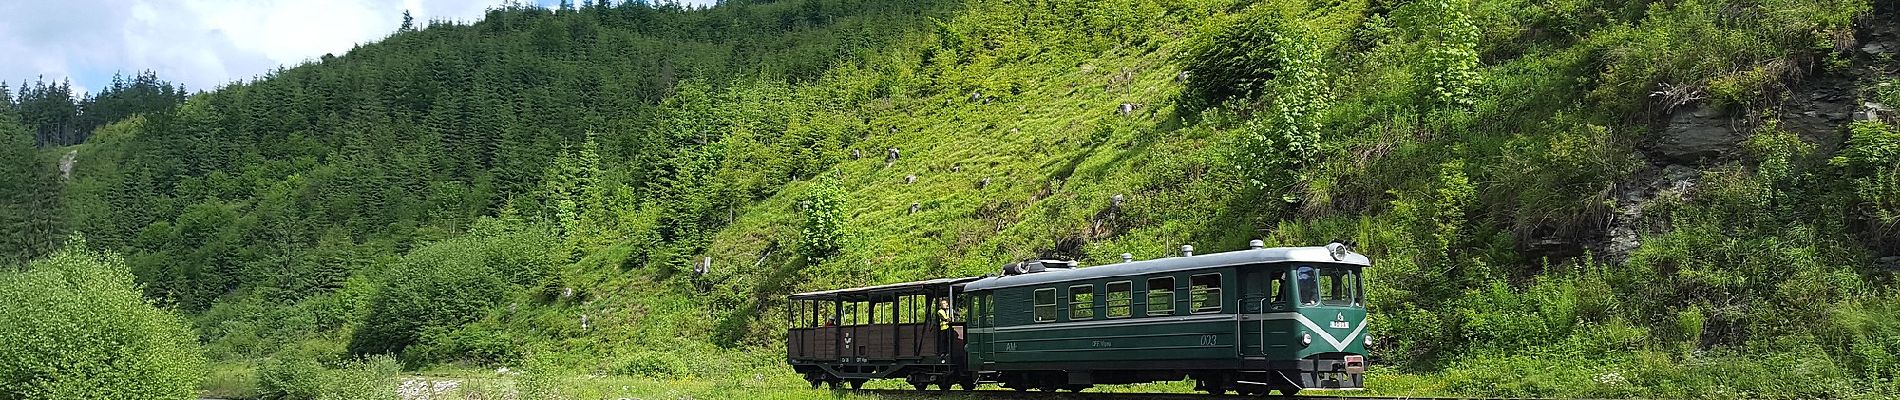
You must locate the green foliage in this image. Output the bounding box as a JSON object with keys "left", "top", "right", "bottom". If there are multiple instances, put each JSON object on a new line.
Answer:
{"left": 348, "top": 228, "right": 555, "bottom": 358}
{"left": 257, "top": 355, "right": 399, "bottom": 400}
{"left": 797, "top": 179, "right": 847, "bottom": 263}
{"left": 0, "top": 239, "right": 205, "bottom": 399}
{"left": 1395, "top": 0, "right": 1481, "bottom": 108}
{"left": 0, "top": 111, "right": 62, "bottom": 264}
{"left": 1832, "top": 121, "right": 1900, "bottom": 234}
{"left": 18, "top": 0, "right": 1900, "bottom": 397}
{"left": 1180, "top": 8, "right": 1290, "bottom": 104}
{"left": 615, "top": 351, "right": 692, "bottom": 379}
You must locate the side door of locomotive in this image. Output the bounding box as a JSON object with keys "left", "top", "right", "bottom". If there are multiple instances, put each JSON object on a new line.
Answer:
{"left": 971, "top": 291, "right": 995, "bottom": 367}
{"left": 1239, "top": 264, "right": 1291, "bottom": 357}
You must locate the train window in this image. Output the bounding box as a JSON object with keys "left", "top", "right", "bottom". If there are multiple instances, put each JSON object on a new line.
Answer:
{"left": 1190, "top": 273, "right": 1221, "bottom": 313}
{"left": 1270, "top": 270, "right": 1289, "bottom": 305}
{"left": 897, "top": 296, "right": 915, "bottom": 324}
{"left": 821, "top": 301, "right": 838, "bottom": 327}
{"left": 1146, "top": 277, "right": 1175, "bottom": 316}
{"left": 1296, "top": 265, "right": 1318, "bottom": 305}
{"left": 1034, "top": 288, "right": 1057, "bottom": 322}
{"left": 1106, "top": 281, "right": 1132, "bottom": 318}
{"left": 807, "top": 300, "right": 820, "bottom": 327}
{"left": 957, "top": 295, "right": 972, "bottom": 324}
{"left": 970, "top": 295, "right": 984, "bottom": 328}
{"left": 1070, "top": 285, "right": 1095, "bottom": 320}
{"left": 1320, "top": 268, "right": 1358, "bottom": 306}
{"left": 984, "top": 293, "right": 994, "bottom": 326}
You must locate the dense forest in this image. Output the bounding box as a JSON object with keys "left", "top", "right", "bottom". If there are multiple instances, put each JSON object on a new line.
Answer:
{"left": 4, "top": 0, "right": 1900, "bottom": 398}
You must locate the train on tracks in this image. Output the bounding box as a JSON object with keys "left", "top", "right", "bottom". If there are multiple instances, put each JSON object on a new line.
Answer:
{"left": 786, "top": 241, "right": 1369, "bottom": 396}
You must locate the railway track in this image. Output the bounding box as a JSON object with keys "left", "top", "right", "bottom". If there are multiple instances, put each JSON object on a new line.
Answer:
{"left": 852, "top": 389, "right": 1528, "bottom": 400}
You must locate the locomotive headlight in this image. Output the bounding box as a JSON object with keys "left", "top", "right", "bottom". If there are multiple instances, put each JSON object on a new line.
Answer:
{"left": 1364, "top": 334, "right": 1373, "bottom": 346}
{"left": 1301, "top": 333, "right": 1313, "bottom": 347}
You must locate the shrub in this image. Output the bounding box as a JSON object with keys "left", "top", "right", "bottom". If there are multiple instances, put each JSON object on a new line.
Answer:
{"left": 257, "top": 357, "right": 327, "bottom": 400}
{"left": 314, "top": 356, "right": 399, "bottom": 400}
{"left": 1831, "top": 121, "right": 1900, "bottom": 237}
{"left": 0, "top": 240, "right": 206, "bottom": 399}
{"left": 347, "top": 232, "right": 542, "bottom": 357}
{"left": 1180, "top": 8, "right": 1288, "bottom": 104}
{"left": 615, "top": 351, "right": 691, "bottom": 379}
{"left": 797, "top": 178, "right": 847, "bottom": 263}
{"left": 258, "top": 355, "right": 399, "bottom": 400}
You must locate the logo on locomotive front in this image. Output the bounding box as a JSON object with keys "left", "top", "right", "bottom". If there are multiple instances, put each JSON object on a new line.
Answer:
{"left": 1329, "top": 313, "right": 1349, "bottom": 329}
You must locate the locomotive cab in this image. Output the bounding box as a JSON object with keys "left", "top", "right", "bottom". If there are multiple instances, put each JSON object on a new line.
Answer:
{"left": 1236, "top": 243, "right": 1368, "bottom": 393}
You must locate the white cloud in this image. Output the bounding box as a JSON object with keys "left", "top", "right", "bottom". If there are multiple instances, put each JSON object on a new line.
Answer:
{"left": 0, "top": 0, "right": 715, "bottom": 97}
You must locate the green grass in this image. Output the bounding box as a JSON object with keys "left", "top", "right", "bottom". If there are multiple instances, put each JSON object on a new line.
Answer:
{"left": 144, "top": 0, "right": 1900, "bottom": 398}
{"left": 202, "top": 361, "right": 261, "bottom": 399}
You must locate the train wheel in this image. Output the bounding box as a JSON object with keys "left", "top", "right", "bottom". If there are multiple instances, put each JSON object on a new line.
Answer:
{"left": 937, "top": 381, "right": 952, "bottom": 391}
{"left": 959, "top": 380, "right": 976, "bottom": 391}
{"left": 808, "top": 379, "right": 822, "bottom": 389}
{"left": 912, "top": 382, "right": 928, "bottom": 391}
{"left": 826, "top": 379, "right": 841, "bottom": 390}
{"left": 1205, "top": 388, "right": 1228, "bottom": 395}
{"left": 848, "top": 379, "right": 866, "bottom": 390}
{"left": 1275, "top": 388, "right": 1302, "bottom": 396}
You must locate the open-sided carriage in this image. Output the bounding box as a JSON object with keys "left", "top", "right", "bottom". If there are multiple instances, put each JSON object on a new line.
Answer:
{"left": 785, "top": 277, "right": 980, "bottom": 390}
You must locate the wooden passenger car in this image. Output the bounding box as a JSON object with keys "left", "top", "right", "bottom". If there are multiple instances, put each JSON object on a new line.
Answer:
{"left": 785, "top": 277, "right": 979, "bottom": 390}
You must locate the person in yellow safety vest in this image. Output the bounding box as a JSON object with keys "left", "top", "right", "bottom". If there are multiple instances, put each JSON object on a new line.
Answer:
{"left": 936, "top": 297, "right": 958, "bottom": 355}
{"left": 936, "top": 298, "right": 954, "bottom": 331}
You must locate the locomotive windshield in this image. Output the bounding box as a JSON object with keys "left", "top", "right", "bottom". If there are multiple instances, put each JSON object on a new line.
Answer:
{"left": 1294, "top": 264, "right": 1362, "bottom": 307}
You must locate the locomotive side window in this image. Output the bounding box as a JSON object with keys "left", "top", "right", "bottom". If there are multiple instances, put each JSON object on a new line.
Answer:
{"left": 1034, "top": 288, "right": 1057, "bottom": 322}
{"left": 956, "top": 295, "right": 970, "bottom": 323}
{"left": 983, "top": 293, "right": 994, "bottom": 326}
{"left": 1105, "top": 281, "right": 1132, "bottom": 318}
{"left": 1190, "top": 273, "right": 1221, "bottom": 313}
{"left": 1070, "top": 285, "right": 1095, "bottom": 320}
{"left": 1269, "top": 270, "right": 1289, "bottom": 306}
{"left": 1146, "top": 277, "right": 1175, "bottom": 316}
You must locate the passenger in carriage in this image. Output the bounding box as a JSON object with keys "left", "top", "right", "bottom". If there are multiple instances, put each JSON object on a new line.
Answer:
{"left": 937, "top": 297, "right": 960, "bottom": 352}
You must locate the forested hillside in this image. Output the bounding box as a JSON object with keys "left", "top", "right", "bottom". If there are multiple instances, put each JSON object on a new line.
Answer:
{"left": 4, "top": 0, "right": 1900, "bottom": 398}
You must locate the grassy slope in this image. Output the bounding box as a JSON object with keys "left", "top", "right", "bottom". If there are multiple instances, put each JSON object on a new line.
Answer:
{"left": 169, "top": 0, "right": 1899, "bottom": 397}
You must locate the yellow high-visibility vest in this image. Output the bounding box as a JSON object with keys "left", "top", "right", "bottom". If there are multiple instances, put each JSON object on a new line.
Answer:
{"left": 937, "top": 308, "right": 952, "bottom": 331}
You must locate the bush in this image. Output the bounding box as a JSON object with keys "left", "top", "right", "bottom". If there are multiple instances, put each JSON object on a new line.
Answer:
{"left": 257, "top": 357, "right": 327, "bottom": 400}
{"left": 348, "top": 230, "right": 552, "bottom": 357}
{"left": 1831, "top": 121, "right": 1900, "bottom": 239}
{"left": 257, "top": 355, "right": 398, "bottom": 400}
{"left": 0, "top": 240, "right": 206, "bottom": 399}
{"left": 615, "top": 351, "right": 691, "bottom": 379}
{"left": 797, "top": 179, "right": 847, "bottom": 263}
{"left": 1180, "top": 8, "right": 1288, "bottom": 104}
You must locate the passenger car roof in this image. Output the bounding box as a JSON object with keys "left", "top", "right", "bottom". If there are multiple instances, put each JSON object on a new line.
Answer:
{"left": 789, "top": 276, "right": 982, "bottom": 300}
{"left": 962, "top": 246, "right": 1370, "bottom": 291}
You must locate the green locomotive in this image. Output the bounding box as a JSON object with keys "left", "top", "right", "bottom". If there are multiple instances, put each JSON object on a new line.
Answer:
{"left": 786, "top": 242, "right": 1369, "bottom": 395}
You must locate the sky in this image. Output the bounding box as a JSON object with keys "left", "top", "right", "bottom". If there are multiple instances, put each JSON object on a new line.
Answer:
{"left": 0, "top": 0, "right": 717, "bottom": 98}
